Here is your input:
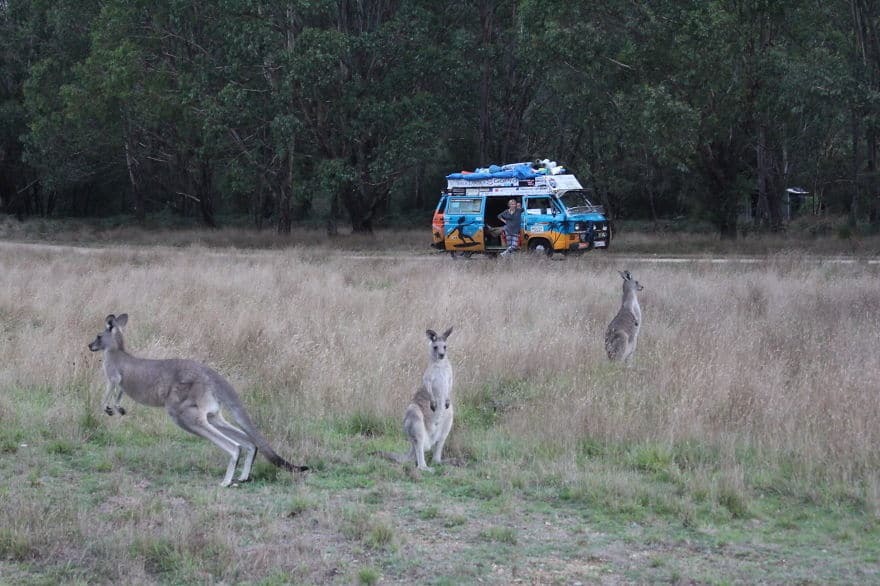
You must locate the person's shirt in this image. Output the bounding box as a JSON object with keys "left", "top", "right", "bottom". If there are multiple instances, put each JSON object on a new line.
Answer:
{"left": 498, "top": 208, "right": 523, "bottom": 235}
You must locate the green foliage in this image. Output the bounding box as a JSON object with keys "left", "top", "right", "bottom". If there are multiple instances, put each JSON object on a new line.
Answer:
{"left": 2, "top": 0, "right": 880, "bottom": 233}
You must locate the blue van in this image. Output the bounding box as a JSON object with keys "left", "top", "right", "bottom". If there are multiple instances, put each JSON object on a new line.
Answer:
{"left": 431, "top": 163, "right": 610, "bottom": 257}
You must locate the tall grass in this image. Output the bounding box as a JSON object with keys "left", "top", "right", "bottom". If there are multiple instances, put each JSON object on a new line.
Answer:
{"left": 0, "top": 240, "right": 878, "bottom": 504}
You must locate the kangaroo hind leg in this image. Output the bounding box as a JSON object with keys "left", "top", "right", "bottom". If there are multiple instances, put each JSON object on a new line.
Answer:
{"left": 431, "top": 414, "right": 454, "bottom": 465}
{"left": 209, "top": 412, "right": 258, "bottom": 483}
{"left": 170, "top": 408, "right": 242, "bottom": 487}
{"left": 411, "top": 429, "right": 432, "bottom": 473}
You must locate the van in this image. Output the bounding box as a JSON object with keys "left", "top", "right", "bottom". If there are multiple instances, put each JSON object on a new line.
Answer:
{"left": 431, "top": 163, "right": 610, "bottom": 257}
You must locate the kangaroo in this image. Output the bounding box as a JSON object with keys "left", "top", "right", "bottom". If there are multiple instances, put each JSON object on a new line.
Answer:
{"left": 605, "top": 271, "right": 644, "bottom": 364}
{"left": 88, "top": 314, "right": 307, "bottom": 486}
{"left": 384, "top": 327, "right": 454, "bottom": 472}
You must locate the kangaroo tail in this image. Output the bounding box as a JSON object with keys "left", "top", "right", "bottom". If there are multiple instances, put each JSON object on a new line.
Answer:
{"left": 216, "top": 377, "right": 308, "bottom": 472}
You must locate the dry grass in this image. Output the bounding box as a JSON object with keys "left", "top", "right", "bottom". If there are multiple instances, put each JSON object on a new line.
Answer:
{"left": 1, "top": 238, "right": 879, "bottom": 582}
{"left": 1, "top": 240, "right": 877, "bottom": 489}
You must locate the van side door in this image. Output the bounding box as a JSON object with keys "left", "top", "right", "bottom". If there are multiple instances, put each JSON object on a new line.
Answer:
{"left": 443, "top": 196, "right": 484, "bottom": 252}
{"left": 522, "top": 195, "right": 560, "bottom": 246}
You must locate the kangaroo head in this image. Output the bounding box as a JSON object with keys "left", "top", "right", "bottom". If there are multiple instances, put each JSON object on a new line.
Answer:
{"left": 426, "top": 327, "right": 453, "bottom": 361}
{"left": 88, "top": 313, "right": 128, "bottom": 352}
{"left": 619, "top": 270, "right": 644, "bottom": 292}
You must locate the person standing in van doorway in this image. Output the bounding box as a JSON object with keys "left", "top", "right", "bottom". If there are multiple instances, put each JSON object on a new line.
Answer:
{"left": 498, "top": 199, "right": 523, "bottom": 257}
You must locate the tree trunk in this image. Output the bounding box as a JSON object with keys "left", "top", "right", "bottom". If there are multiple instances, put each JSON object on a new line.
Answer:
{"left": 276, "top": 183, "right": 292, "bottom": 234}
{"left": 124, "top": 137, "right": 145, "bottom": 225}
{"left": 643, "top": 152, "right": 659, "bottom": 227}
{"left": 342, "top": 184, "right": 375, "bottom": 234}
{"left": 700, "top": 139, "right": 740, "bottom": 240}
{"left": 851, "top": 107, "right": 861, "bottom": 226}
{"left": 326, "top": 198, "right": 339, "bottom": 236}
{"left": 197, "top": 159, "right": 216, "bottom": 228}
{"left": 756, "top": 124, "right": 770, "bottom": 228}
{"left": 276, "top": 152, "right": 293, "bottom": 234}
{"left": 867, "top": 125, "right": 879, "bottom": 226}
{"left": 477, "top": 0, "right": 494, "bottom": 166}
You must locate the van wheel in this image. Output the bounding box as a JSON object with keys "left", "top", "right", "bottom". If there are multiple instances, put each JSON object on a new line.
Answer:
{"left": 528, "top": 239, "right": 553, "bottom": 257}
{"left": 449, "top": 251, "right": 473, "bottom": 259}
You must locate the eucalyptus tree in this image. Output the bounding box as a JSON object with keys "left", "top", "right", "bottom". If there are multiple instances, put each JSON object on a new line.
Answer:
{"left": 287, "top": 0, "right": 462, "bottom": 232}
{"left": 847, "top": 0, "right": 880, "bottom": 225}
{"left": 6, "top": 0, "right": 104, "bottom": 217}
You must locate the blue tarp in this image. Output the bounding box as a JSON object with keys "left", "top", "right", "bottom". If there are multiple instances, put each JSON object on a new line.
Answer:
{"left": 446, "top": 163, "right": 538, "bottom": 181}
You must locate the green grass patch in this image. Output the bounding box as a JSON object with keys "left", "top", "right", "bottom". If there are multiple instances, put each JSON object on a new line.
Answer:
{"left": 335, "top": 412, "right": 397, "bottom": 438}
{"left": 286, "top": 493, "right": 315, "bottom": 517}
{"left": 2, "top": 388, "right": 879, "bottom": 585}
{"left": 0, "top": 529, "right": 40, "bottom": 561}
{"left": 477, "top": 526, "right": 518, "bottom": 545}
{"left": 459, "top": 377, "right": 542, "bottom": 430}
{"left": 131, "top": 537, "right": 185, "bottom": 577}
{"left": 357, "top": 566, "right": 381, "bottom": 585}
{"left": 45, "top": 439, "right": 76, "bottom": 456}
{"left": 342, "top": 507, "right": 396, "bottom": 550}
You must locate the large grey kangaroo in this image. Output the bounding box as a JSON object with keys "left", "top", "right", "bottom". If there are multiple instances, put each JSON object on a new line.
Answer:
{"left": 88, "top": 314, "right": 307, "bottom": 486}
{"left": 604, "top": 271, "right": 644, "bottom": 364}
{"left": 384, "top": 327, "right": 455, "bottom": 472}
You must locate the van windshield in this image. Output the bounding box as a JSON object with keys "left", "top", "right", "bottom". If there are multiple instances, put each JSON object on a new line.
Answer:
{"left": 559, "top": 190, "right": 600, "bottom": 213}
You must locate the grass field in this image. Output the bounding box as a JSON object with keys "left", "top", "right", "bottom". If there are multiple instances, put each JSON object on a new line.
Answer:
{"left": 0, "top": 227, "right": 879, "bottom": 584}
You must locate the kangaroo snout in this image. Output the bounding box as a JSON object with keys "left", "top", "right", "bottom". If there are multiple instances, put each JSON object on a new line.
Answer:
{"left": 88, "top": 338, "right": 101, "bottom": 352}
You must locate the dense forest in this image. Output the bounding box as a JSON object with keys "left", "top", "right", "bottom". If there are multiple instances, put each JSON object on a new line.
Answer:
{"left": 1, "top": 0, "right": 879, "bottom": 236}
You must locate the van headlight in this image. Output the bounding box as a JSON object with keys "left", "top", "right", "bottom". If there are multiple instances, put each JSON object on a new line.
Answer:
{"left": 574, "top": 222, "right": 586, "bottom": 232}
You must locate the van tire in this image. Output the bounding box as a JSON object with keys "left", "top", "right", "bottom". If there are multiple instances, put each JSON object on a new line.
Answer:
{"left": 528, "top": 239, "right": 553, "bottom": 257}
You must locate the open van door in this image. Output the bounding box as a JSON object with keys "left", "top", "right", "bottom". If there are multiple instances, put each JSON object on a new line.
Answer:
{"left": 443, "top": 196, "right": 485, "bottom": 254}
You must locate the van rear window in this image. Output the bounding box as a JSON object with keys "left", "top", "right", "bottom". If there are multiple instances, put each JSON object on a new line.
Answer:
{"left": 448, "top": 198, "right": 482, "bottom": 214}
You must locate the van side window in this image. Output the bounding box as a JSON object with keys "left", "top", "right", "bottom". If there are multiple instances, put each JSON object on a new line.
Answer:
{"left": 526, "top": 197, "right": 553, "bottom": 214}
{"left": 448, "top": 197, "right": 482, "bottom": 214}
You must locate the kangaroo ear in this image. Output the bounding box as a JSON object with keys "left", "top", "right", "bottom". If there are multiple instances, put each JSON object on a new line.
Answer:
{"left": 442, "top": 326, "right": 453, "bottom": 340}
{"left": 618, "top": 271, "right": 627, "bottom": 280}
{"left": 104, "top": 314, "right": 116, "bottom": 330}
{"left": 113, "top": 314, "right": 129, "bottom": 329}
{"left": 426, "top": 329, "right": 437, "bottom": 342}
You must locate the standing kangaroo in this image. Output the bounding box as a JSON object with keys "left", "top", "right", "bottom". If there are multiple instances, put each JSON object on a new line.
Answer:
{"left": 88, "top": 314, "right": 307, "bottom": 486}
{"left": 385, "top": 327, "right": 455, "bottom": 472}
{"left": 605, "top": 271, "right": 644, "bottom": 364}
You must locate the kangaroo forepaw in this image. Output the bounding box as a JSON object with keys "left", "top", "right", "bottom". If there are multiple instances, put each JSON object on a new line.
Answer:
{"left": 104, "top": 406, "right": 114, "bottom": 416}
{"left": 116, "top": 406, "right": 126, "bottom": 416}
{"left": 430, "top": 401, "right": 437, "bottom": 412}
{"left": 445, "top": 400, "right": 450, "bottom": 409}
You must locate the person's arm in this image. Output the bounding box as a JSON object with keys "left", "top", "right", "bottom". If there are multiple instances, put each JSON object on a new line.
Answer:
{"left": 497, "top": 210, "right": 508, "bottom": 224}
